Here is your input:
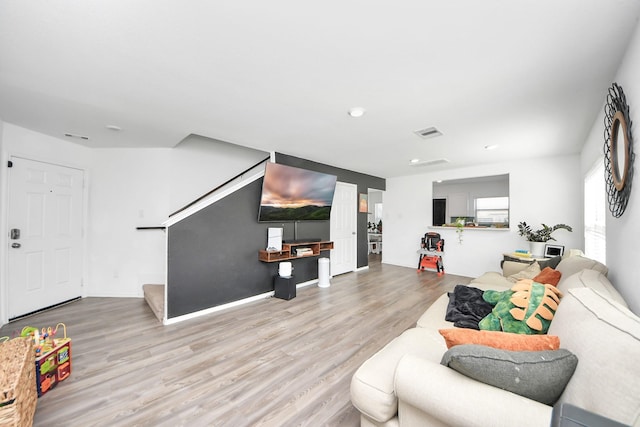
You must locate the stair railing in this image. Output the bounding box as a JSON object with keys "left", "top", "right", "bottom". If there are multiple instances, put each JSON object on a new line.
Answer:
{"left": 168, "top": 155, "right": 270, "bottom": 218}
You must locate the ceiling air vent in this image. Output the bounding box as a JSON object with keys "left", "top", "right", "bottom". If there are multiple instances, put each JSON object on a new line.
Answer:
{"left": 64, "top": 133, "right": 89, "bottom": 140}
{"left": 414, "top": 127, "right": 442, "bottom": 139}
{"left": 410, "top": 158, "right": 450, "bottom": 167}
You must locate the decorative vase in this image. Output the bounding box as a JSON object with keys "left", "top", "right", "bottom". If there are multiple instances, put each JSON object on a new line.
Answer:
{"left": 529, "top": 241, "right": 546, "bottom": 258}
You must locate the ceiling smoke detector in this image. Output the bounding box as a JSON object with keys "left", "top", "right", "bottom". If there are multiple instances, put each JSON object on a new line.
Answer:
{"left": 409, "top": 158, "right": 450, "bottom": 167}
{"left": 414, "top": 127, "right": 442, "bottom": 139}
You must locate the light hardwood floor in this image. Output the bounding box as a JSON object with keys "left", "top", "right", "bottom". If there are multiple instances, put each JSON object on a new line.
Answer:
{"left": 1, "top": 256, "right": 471, "bottom": 427}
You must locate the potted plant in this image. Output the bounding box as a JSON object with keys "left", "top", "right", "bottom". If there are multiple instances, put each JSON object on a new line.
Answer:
{"left": 517, "top": 222, "right": 572, "bottom": 256}
{"left": 455, "top": 217, "right": 465, "bottom": 244}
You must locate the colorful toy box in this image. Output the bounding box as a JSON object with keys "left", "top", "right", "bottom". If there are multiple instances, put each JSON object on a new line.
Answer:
{"left": 35, "top": 338, "right": 71, "bottom": 397}
{"left": 21, "top": 323, "right": 72, "bottom": 397}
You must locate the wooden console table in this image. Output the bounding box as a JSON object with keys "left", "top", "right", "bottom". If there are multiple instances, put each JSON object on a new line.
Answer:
{"left": 258, "top": 241, "right": 334, "bottom": 263}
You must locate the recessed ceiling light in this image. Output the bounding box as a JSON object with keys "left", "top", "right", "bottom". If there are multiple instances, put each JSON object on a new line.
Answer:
{"left": 410, "top": 158, "right": 421, "bottom": 164}
{"left": 106, "top": 125, "right": 122, "bottom": 131}
{"left": 348, "top": 107, "right": 365, "bottom": 117}
{"left": 484, "top": 144, "right": 498, "bottom": 150}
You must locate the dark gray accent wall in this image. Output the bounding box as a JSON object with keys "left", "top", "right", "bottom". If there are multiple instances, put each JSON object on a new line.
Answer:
{"left": 166, "top": 154, "right": 385, "bottom": 319}
{"left": 167, "top": 179, "right": 274, "bottom": 318}
{"left": 276, "top": 153, "right": 386, "bottom": 268}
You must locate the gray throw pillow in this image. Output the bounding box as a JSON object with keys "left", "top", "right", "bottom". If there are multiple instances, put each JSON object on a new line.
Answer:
{"left": 441, "top": 344, "right": 578, "bottom": 405}
{"left": 538, "top": 255, "right": 562, "bottom": 270}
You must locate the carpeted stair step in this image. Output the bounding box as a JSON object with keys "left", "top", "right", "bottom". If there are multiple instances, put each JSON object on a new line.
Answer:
{"left": 143, "top": 284, "right": 164, "bottom": 322}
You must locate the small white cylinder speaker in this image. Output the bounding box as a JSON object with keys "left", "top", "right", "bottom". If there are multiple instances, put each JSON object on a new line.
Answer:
{"left": 279, "top": 262, "right": 293, "bottom": 277}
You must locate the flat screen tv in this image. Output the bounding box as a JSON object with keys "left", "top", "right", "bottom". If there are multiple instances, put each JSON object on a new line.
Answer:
{"left": 258, "top": 163, "right": 338, "bottom": 222}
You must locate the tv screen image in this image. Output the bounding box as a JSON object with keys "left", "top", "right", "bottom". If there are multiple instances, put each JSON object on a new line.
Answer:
{"left": 258, "top": 163, "right": 338, "bottom": 222}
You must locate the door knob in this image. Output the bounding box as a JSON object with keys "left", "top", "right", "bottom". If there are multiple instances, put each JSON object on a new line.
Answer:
{"left": 11, "top": 243, "right": 21, "bottom": 248}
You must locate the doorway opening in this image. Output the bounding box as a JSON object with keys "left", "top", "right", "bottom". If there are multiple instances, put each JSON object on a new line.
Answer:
{"left": 367, "top": 189, "right": 383, "bottom": 259}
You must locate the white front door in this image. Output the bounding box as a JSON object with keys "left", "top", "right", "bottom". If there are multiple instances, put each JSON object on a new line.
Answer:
{"left": 330, "top": 182, "right": 357, "bottom": 276}
{"left": 7, "top": 157, "right": 84, "bottom": 319}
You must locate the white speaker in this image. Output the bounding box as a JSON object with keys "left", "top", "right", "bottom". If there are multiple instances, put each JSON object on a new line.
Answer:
{"left": 279, "top": 262, "right": 293, "bottom": 278}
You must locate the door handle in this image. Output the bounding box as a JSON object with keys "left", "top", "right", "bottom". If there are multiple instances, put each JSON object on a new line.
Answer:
{"left": 11, "top": 243, "right": 21, "bottom": 249}
{"left": 10, "top": 228, "right": 20, "bottom": 240}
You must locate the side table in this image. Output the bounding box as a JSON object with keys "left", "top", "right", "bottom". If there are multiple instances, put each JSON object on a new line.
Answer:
{"left": 274, "top": 275, "right": 296, "bottom": 300}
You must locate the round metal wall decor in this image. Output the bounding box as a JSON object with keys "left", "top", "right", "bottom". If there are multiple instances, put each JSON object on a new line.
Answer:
{"left": 603, "top": 82, "right": 634, "bottom": 218}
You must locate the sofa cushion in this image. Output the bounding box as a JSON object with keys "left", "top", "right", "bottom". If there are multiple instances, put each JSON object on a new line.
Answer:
{"left": 350, "top": 327, "right": 446, "bottom": 423}
{"left": 557, "top": 269, "right": 628, "bottom": 308}
{"left": 501, "top": 260, "right": 532, "bottom": 277}
{"left": 507, "top": 262, "right": 541, "bottom": 283}
{"left": 441, "top": 344, "right": 578, "bottom": 405}
{"left": 416, "top": 292, "right": 459, "bottom": 330}
{"left": 548, "top": 288, "right": 640, "bottom": 426}
{"left": 471, "top": 271, "right": 514, "bottom": 289}
{"left": 501, "top": 255, "right": 562, "bottom": 271}
{"left": 503, "top": 254, "right": 535, "bottom": 265}
{"left": 533, "top": 267, "right": 562, "bottom": 286}
{"left": 555, "top": 256, "right": 608, "bottom": 283}
{"left": 439, "top": 328, "right": 560, "bottom": 351}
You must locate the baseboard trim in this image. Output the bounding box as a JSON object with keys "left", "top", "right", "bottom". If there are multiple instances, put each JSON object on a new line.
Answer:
{"left": 164, "top": 291, "right": 274, "bottom": 325}
{"left": 86, "top": 293, "right": 142, "bottom": 298}
{"left": 162, "top": 279, "right": 324, "bottom": 325}
{"left": 296, "top": 279, "right": 319, "bottom": 288}
{"left": 9, "top": 297, "right": 81, "bottom": 322}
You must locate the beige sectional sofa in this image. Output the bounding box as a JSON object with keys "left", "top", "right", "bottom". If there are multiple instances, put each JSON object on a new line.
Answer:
{"left": 350, "top": 255, "right": 640, "bottom": 427}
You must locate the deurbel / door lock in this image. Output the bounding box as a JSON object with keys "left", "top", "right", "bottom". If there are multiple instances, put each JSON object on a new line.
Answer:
{"left": 10, "top": 228, "right": 21, "bottom": 240}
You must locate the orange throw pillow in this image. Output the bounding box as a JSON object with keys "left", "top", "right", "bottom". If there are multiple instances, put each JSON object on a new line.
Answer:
{"left": 533, "top": 267, "right": 562, "bottom": 286}
{"left": 439, "top": 328, "right": 560, "bottom": 351}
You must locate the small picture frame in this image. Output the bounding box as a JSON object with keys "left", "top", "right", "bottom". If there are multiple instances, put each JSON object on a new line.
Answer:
{"left": 359, "top": 193, "right": 368, "bottom": 213}
{"left": 544, "top": 244, "right": 564, "bottom": 257}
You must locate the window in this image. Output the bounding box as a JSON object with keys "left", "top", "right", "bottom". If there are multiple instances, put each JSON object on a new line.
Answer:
{"left": 584, "top": 160, "right": 606, "bottom": 264}
{"left": 432, "top": 174, "right": 509, "bottom": 226}
{"left": 474, "top": 196, "right": 509, "bottom": 226}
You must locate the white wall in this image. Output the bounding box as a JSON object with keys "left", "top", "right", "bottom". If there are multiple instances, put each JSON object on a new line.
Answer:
{"left": 88, "top": 139, "right": 268, "bottom": 297}
{"left": 383, "top": 155, "right": 582, "bottom": 278}
{"left": 169, "top": 135, "right": 269, "bottom": 213}
{"left": 581, "top": 22, "right": 640, "bottom": 314}
{"left": 0, "top": 123, "right": 92, "bottom": 323}
{"left": 87, "top": 148, "right": 171, "bottom": 297}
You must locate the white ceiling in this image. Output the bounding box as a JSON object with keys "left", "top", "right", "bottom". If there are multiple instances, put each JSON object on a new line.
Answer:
{"left": 1, "top": 1, "right": 639, "bottom": 178}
